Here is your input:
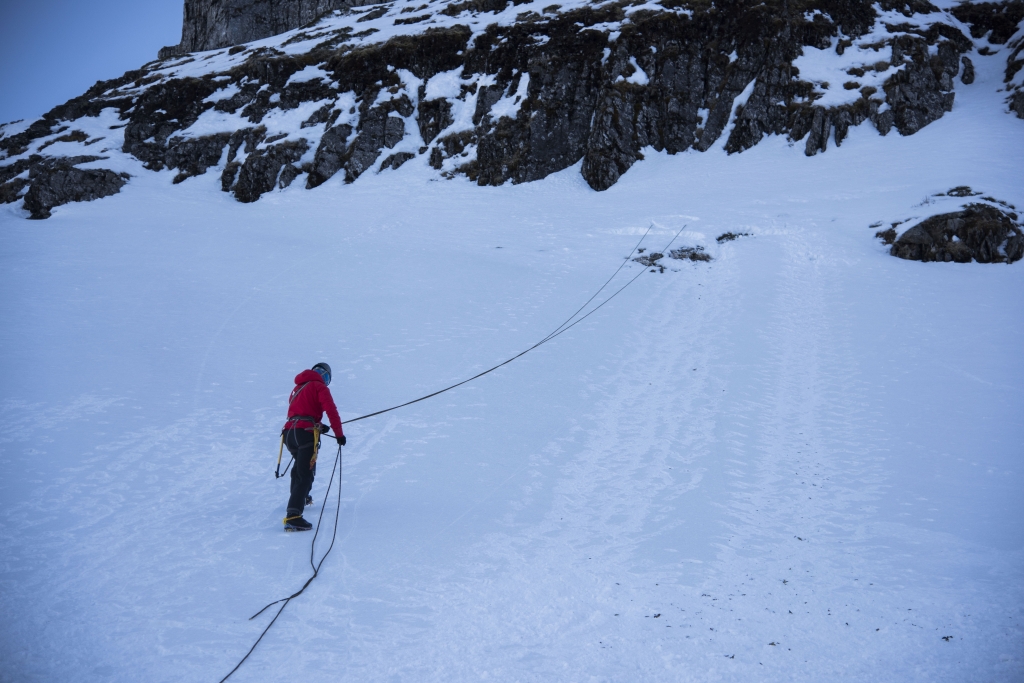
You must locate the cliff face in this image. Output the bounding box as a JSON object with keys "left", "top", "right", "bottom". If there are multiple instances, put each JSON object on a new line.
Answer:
{"left": 164, "top": 0, "right": 379, "bottom": 55}
{"left": 951, "top": 0, "right": 1024, "bottom": 117}
{"left": 2, "top": 0, "right": 1021, "bottom": 219}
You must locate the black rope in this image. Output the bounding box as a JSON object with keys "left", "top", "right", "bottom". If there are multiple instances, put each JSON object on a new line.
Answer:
{"left": 322, "top": 223, "right": 686, "bottom": 432}
{"left": 220, "top": 223, "right": 687, "bottom": 681}
{"left": 536, "top": 223, "right": 654, "bottom": 344}
{"left": 218, "top": 443, "right": 344, "bottom": 683}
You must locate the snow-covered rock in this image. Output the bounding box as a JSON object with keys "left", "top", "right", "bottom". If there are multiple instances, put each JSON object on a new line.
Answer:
{"left": 876, "top": 189, "right": 1024, "bottom": 263}
{"left": 1, "top": 0, "right": 1020, "bottom": 218}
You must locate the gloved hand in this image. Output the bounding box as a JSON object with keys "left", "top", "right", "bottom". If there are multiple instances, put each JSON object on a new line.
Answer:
{"left": 338, "top": 434, "right": 347, "bottom": 446}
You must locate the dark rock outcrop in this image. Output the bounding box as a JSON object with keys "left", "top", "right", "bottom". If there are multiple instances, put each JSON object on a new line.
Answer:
{"left": 1012, "top": 90, "right": 1024, "bottom": 118}
{"left": 0, "top": 156, "right": 34, "bottom": 204}
{"left": 873, "top": 30, "right": 966, "bottom": 136}
{"left": 307, "top": 124, "right": 354, "bottom": 188}
{"left": 15, "top": 156, "right": 129, "bottom": 220}
{"left": 888, "top": 204, "right": 1023, "bottom": 263}
{"left": 1, "top": 0, "right": 1000, "bottom": 217}
{"left": 951, "top": 0, "right": 1024, "bottom": 118}
{"left": 950, "top": 0, "right": 1024, "bottom": 45}
{"left": 1008, "top": 37, "right": 1024, "bottom": 118}
{"left": 961, "top": 56, "right": 976, "bottom": 84}
{"left": 231, "top": 139, "right": 310, "bottom": 202}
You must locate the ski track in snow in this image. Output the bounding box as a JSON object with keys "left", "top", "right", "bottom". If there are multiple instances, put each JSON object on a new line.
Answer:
{"left": 1, "top": 39, "right": 1023, "bottom": 683}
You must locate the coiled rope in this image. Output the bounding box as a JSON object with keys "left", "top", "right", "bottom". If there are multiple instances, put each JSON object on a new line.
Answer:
{"left": 218, "top": 222, "right": 687, "bottom": 681}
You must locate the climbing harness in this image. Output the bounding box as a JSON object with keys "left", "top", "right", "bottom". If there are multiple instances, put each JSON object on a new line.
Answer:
{"left": 311, "top": 422, "right": 320, "bottom": 469}
{"left": 275, "top": 380, "right": 329, "bottom": 478}
{"left": 224, "top": 222, "right": 687, "bottom": 682}
{"left": 276, "top": 416, "right": 326, "bottom": 477}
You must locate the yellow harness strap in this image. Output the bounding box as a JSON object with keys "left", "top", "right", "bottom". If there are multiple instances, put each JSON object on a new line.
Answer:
{"left": 311, "top": 424, "right": 320, "bottom": 469}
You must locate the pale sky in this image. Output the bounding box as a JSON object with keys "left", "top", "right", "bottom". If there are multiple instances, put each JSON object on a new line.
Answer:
{"left": 0, "top": 0, "right": 183, "bottom": 124}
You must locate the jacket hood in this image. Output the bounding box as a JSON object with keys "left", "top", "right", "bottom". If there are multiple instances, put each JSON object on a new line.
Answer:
{"left": 294, "top": 369, "right": 324, "bottom": 385}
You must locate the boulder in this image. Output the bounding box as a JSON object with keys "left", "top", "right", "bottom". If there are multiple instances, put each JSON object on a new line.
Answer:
{"left": 961, "top": 56, "right": 975, "bottom": 84}
{"left": 889, "top": 204, "right": 1024, "bottom": 263}
{"left": 19, "top": 157, "right": 129, "bottom": 220}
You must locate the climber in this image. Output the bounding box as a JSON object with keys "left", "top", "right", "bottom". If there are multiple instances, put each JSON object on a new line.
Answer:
{"left": 281, "top": 362, "right": 345, "bottom": 531}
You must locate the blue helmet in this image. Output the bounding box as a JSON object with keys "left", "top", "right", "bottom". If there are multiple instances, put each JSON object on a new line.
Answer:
{"left": 312, "top": 362, "right": 332, "bottom": 386}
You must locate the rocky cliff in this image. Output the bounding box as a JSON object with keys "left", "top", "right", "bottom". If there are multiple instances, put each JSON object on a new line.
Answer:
{"left": 951, "top": 0, "right": 1024, "bottom": 115}
{"left": 2, "top": 0, "right": 1022, "bottom": 219}
{"left": 161, "top": 0, "right": 381, "bottom": 56}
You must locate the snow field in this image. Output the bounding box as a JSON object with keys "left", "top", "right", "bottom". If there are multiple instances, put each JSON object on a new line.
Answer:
{"left": 0, "top": 33, "right": 1022, "bottom": 683}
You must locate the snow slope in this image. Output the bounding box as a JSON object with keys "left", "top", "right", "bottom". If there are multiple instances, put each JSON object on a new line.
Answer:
{"left": 0, "top": 32, "right": 1022, "bottom": 683}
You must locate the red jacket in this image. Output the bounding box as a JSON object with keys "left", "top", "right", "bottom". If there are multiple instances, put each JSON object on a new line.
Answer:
{"left": 284, "top": 369, "right": 343, "bottom": 436}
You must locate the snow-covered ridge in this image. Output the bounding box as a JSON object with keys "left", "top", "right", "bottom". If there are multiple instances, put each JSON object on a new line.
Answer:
{"left": 1, "top": 0, "right": 1020, "bottom": 219}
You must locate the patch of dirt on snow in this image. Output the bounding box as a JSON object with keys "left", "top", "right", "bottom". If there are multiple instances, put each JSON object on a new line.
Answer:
{"left": 670, "top": 246, "right": 713, "bottom": 262}
{"left": 716, "top": 232, "right": 750, "bottom": 243}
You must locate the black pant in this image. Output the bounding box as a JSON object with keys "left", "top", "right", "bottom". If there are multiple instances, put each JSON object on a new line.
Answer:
{"left": 284, "top": 429, "right": 316, "bottom": 517}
